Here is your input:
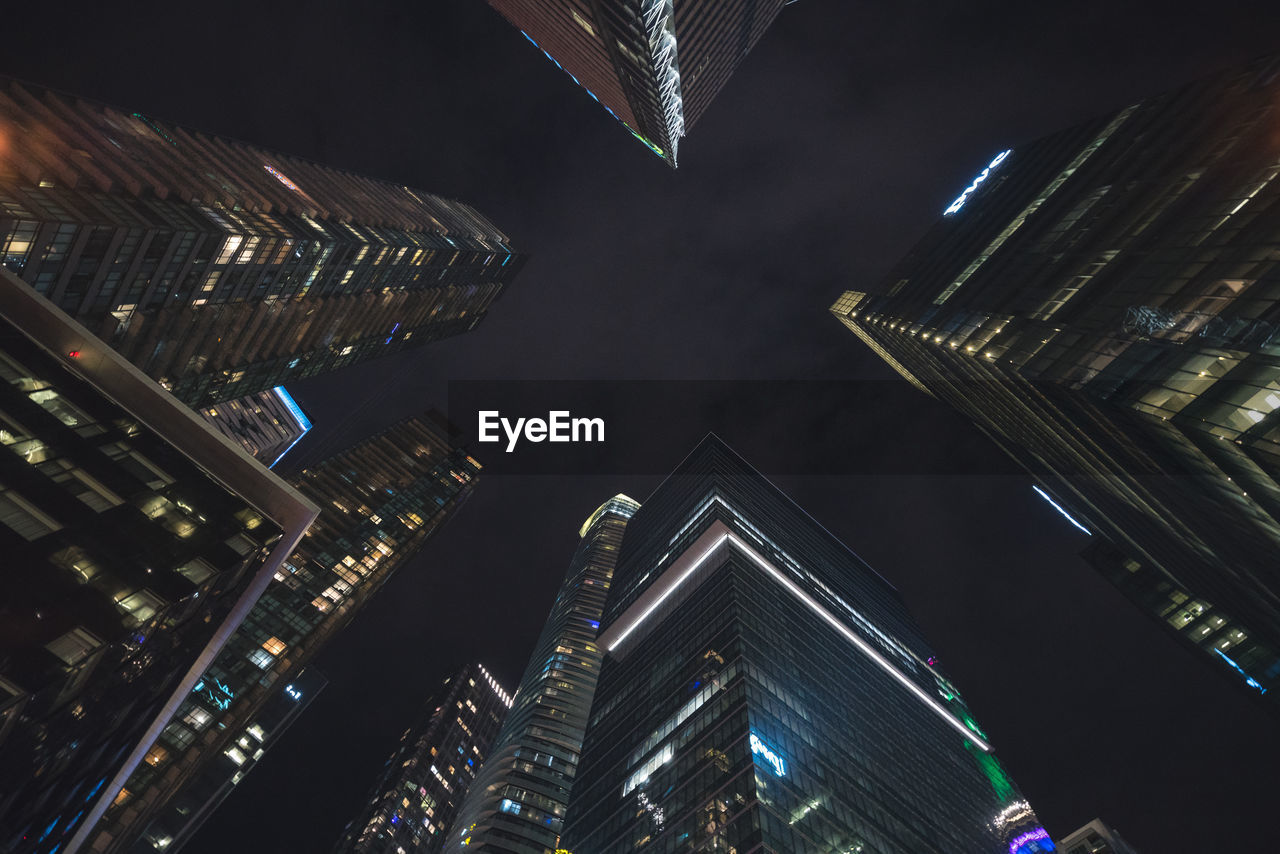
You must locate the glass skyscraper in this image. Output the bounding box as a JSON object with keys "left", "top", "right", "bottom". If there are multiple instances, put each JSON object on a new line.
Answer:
{"left": 445, "top": 494, "right": 640, "bottom": 854}
{"left": 0, "top": 268, "right": 317, "bottom": 854}
{"left": 482, "top": 0, "right": 788, "bottom": 166}
{"left": 561, "top": 437, "right": 1052, "bottom": 853}
{"left": 829, "top": 53, "right": 1280, "bottom": 707}
{"left": 0, "top": 76, "right": 526, "bottom": 407}
{"left": 333, "top": 663, "right": 512, "bottom": 854}
{"left": 82, "top": 414, "right": 483, "bottom": 853}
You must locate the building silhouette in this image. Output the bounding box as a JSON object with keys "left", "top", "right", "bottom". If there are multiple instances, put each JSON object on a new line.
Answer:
{"left": 483, "top": 0, "right": 788, "bottom": 166}
{"left": 334, "top": 664, "right": 512, "bottom": 854}
{"left": 81, "top": 414, "right": 482, "bottom": 853}
{"left": 0, "top": 269, "right": 317, "bottom": 854}
{"left": 561, "top": 437, "right": 1052, "bottom": 853}
{"left": 197, "top": 387, "right": 312, "bottom": 468}
{"left": 831, "top": 54, "right": 1280, "bottom": 708}
{"left": 0, "top": 76, "right": 526, "bottom": 408}
{"left": 445, "top": 495, "right": 639, "bottom": 853}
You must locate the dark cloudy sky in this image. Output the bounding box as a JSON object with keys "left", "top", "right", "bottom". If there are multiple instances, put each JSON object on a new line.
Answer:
{"left": 7, "top": 1, "right": 1280, "bottom": 851}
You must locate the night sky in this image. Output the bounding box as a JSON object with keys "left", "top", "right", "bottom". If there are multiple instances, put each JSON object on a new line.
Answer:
{"left": 7, "top": 1, "right": 1280, "bottom": 851}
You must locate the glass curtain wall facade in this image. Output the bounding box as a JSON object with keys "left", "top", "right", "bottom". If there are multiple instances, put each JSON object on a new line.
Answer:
{"left": 132, "top": 665, "right": 328, "bottom": 854}
{"left": 332, "top": 664, "right": 512, "bottom": 854}
{"left": 0, "top": 269, "right": 317, "bottom": 854}
{"left": 445, "top": 494, "right": 640, "bottom": 854}
{"left": 0, "top": 77, "right": 527, "bottom": 407}
{"left": 561, "top": 437, "right": 1052, "bottom": 854}
{"left": 829, "top": 54, "right": 1280, "bottom": 708}
{"left": 483, "top": 0, "right": 788, "bottom": 166}
{"left": 84, "top": 414, "right": 483, "bottom": 853}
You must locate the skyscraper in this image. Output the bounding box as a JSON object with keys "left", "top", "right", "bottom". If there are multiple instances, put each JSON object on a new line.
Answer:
{"left": 829, "top": 53, "right": 1280, "bottom": 707}
{"left": 80, "top": 414, "right": 483, "bottom": 853}
{"left": 333, "top": 663, "right": 512, "bottom": 854}
{"left": 197, "top": 387, "right": 312, "bottom": 468}
{"left": 0, "top": 76, "right": 526, "bottom": 407}
{"left": 561, "top": 436, "right": 1052, "bottom": 853}
{"left": 445, "top": 494, "right": 640, "bottom": 854}
{"left": 0, "top": 269, "right": 318, "bottom": 854}
{"left": 482, "top": 0, "right": 788, "bottom": 166}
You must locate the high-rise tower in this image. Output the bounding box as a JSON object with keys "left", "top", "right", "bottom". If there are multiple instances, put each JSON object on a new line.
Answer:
{"left": 333, "top": 663, "right": 512, "bottom": 854}
{"left": 0, "top": 77, "right": 526, "bottom": 407}
{"left": 197, "top": 387, "right": 312, "bottom": 468}
{"left": 561, "top": 437, "right": 1052, "bottom": 853}
{"left": 829, "top": 54, "right": 1280, "bottom": 707}
{"left": 0, "top": 269, "right": 317, "bottom": 854}
{"left": 445, "top": 494, "right": 640, "bottom": 853}
{"left": 482, "top": 0, "right": 788, "bottom": 166}
{"left": 81, "top": 414, "right": 483, "bottom": 853}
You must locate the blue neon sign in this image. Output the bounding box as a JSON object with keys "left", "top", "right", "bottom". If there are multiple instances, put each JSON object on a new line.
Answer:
{"left": 1214, "top": 648, "right": 1267, "bottom": 693}
{"left": 193, "top": 677, "right": 235, "bottom": 711}
{"left": 945, "top": 149, "right": 1012, "bottom": 215}
{"left": 749, "top": 732, "right": 786, "bottom": 776}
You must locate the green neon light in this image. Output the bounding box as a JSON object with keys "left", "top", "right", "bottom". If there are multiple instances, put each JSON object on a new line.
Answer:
{"left": 623, "top": 125, "right": 664, "bottom": 156}
{"left": 131, "top": 112, "right": 178, "bottom": 146}
{"left": 966, "top": 742, "right": 1015, "bottom": 803}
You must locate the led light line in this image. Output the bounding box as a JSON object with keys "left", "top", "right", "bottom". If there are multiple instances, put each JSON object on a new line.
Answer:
{"left": 607, "top": 532, "right": 730, "bottom": 650}
{"left": 1032, "top": 485, "right": 1091, "bottom": 534}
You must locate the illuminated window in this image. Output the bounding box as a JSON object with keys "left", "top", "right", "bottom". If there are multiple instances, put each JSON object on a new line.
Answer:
{"left": 571, "top": 9, "right": 595, "bottom": 35}
{"left": 45, "top": 626, "right": 103, "bottom": 665}
{"left": 247, "top": 648, "right": 275, "bottom": 669}
{"left": 0, "top": 483, "right": 62, "bottom": 540}
{"left": 214, "top": 235, "right": 244, "bottom": 265}
{"left": 183, "top": 707, "right": 213, "bottom": 731}
{"left": 144, "top": 744, "right": 169, "bottom": 766}
{"left": 117, "top": 589, "right": 165, "bottom": 624}
{"left": 261, "top": 637, "right": 287, "bottom": 656}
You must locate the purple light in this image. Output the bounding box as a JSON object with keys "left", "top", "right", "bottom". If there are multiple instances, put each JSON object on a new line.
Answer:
{"left": 1009, "top": 827, "right": 1052, "bottom": 854}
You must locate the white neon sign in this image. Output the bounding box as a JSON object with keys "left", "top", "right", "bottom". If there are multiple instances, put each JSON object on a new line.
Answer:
{"left": 945, "top": 149, "right": 1012, "bottom": 215}
{"left": 750, "top": 732, "right": 786, "bottom": 776}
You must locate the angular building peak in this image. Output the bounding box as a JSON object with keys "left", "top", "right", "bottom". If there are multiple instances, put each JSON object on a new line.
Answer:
{"left": 483, "top": 0, "right": 790, "bottom": 167}
{"left": 562, "top": 437, "right": 1052, "bottom": 853}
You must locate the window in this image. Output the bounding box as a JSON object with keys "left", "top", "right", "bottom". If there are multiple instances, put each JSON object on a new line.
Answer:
{"left": 45, "top": 627, "right": 103, "bottom": 665}
{"left": 176, "top": 557, "right": 217, "bottom": 584}
{"left": 261, "top": 637, "right": 287, "bottom": 656}
{"left": 183, "top": 706, "right": 213, "bottom": 731}
{"left": 42, "top": 459, "right": 124, "bottom": 511}
{"left": 0, "top": 483, "right": 61, "bottom": 540}
{"left": 50, "top": 546, "right": 101, "bottom": 583}
{"left": 117, "top": 589, "right": 166, "bottom": 624}
{"left": 247, "top": 648, "right": 275, "bottom": 669}
{"left": 29, "top": 388, "right": 103, "bottom": 435}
